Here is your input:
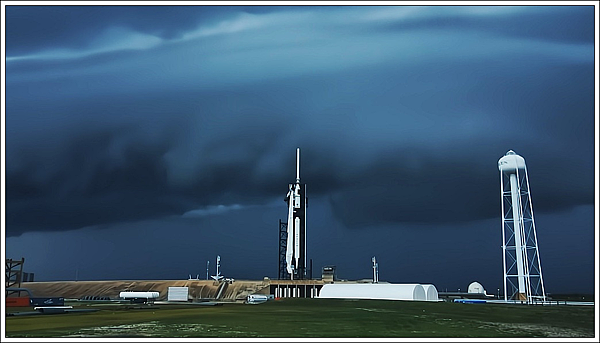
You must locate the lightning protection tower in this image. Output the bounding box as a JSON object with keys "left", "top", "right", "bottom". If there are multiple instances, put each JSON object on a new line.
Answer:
{"left": 372, "top": 256, "right": 379, "bottom": 283}
{"left": 498, "top": 150, "right": 546, "bottom": 303}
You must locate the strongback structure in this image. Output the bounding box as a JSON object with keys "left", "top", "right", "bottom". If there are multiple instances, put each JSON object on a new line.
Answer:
{"left": 278, "top": 220, "right": 289, "bottom": 280}
{"left": 498, "top": 150, "right": 546, "bottom": 303}
{"left": 281, "top": 148, "right": 307, "bottom": 280}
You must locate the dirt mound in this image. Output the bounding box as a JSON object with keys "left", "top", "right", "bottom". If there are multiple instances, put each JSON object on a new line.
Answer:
{"left": 20, "top": 280, "right": 268, "bottom": 301}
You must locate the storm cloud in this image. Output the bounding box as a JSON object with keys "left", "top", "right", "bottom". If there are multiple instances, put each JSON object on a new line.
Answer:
{"left": 5, "top": 5, "right": 595, "bottom": 238}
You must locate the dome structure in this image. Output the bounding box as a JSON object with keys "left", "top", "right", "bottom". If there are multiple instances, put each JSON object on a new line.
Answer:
{"left": 467, "top": 281, "right": 486, "bottom": 294}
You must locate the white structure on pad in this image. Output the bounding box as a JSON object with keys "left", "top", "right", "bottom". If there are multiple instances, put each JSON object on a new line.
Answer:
{"left": 498, "top": 150, "right": 546, "bottom": 303}
{"left": 318, "top": 283, "right": 438, "bottom": 301}
{"left": 421, "top": 284, "right": 439, "bottom": 301}
{"left": 467, "top": 281, "right": 486, "bottom": 295}
{"left": 119, "top": 291, "right": 159, "bottom": 299}
{"left": 168, "top": 287, "right": 189, "bottom": 302}
{"left": 119, "top": 291, "right": 159, "bottom": 303}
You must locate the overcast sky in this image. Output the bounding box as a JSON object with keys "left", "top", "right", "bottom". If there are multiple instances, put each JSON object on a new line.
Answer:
{"left": 3, "top": 4, "right": 597, "bottom": 295}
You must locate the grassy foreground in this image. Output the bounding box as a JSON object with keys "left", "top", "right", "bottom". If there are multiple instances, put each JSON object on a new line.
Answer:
{"left": 5, "top": 298, "right": 596, "bottom": 338}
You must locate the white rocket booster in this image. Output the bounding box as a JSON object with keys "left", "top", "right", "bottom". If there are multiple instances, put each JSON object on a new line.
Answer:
{"left": 286, "top": 148, "right": 303, "bottom": 277}
{"left": 294, "top": 148, "right": 301, "bottom": 270}
{"left": 286, "top": 183, "right": 295, "bottom": 275}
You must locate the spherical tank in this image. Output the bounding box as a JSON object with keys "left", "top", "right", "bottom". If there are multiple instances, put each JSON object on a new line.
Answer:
{"left": 119, "top": 291, "right": 159, "bottom": 299}
{"left": 498, "top": 150, "right": 526, "bottom": 173}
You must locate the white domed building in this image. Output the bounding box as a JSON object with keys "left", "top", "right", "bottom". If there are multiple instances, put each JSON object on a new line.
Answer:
{"left": 467, "top": 281, "right": 486, "bottom": 295}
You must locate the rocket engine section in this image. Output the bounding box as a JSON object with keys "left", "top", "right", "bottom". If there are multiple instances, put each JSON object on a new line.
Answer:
{"left": 285, "top": 148, "right": 307, "bottom": 280}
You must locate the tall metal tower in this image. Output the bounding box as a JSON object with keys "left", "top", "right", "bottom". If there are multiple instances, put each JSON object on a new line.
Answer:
{"left": 211, "top": 255, "right": 223, "bottom": 281}
{"left": 372, "top": 256, "right": 379, "bottom": 283}
{"left": 6, "top": 258, "right": 25, "bottom": 297}
{"left": 498, "top": 150, "right": 546, "bottom": 303}
{"left": 278, "top": 220, "right": 290, "bottom": 280}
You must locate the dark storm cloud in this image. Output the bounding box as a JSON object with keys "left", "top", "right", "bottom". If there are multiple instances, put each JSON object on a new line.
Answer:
{"left": 5, "top": 96, "right": 292, "bottom": 236}
{"left": 4, "top": 5, "right": 595, "bottom": 237}
{"left": 5, "top": 5, "right": 240, "bottom": 55}
{"left": 373, "top": 6, "right": 594, "bottom": 44}
{"left": 326, "top": 142, "right": 595, "bottom": 228}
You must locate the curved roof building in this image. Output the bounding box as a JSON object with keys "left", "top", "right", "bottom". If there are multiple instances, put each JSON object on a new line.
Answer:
{"left": 421, "top": 284, "right": 439, "bottom": 301}
{"left": 319, "top": 283, "right": 434, "bottom": 301}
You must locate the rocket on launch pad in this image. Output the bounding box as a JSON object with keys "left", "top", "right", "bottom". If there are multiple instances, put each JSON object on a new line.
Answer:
{"left": 285, "top": 148, "right": 307, "bottom": 280}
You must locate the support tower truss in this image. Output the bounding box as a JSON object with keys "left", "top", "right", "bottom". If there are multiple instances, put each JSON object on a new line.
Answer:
{"left": 499, "top": 151, "right": 546, "bottom": 303}
{"left": 278, "top": 220, "right": 290, "bottom": 280}
{"left": 5, "top": 258, "right": 25, "bottom": 297}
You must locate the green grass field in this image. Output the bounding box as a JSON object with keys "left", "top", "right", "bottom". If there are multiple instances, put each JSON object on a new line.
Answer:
{"left": 5, "top": 298, "right": 596, "bottom": 338}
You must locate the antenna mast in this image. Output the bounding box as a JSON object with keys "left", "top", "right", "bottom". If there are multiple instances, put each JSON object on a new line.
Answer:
{"left": 296, "top": 147, "right": 300, "bottom": 183}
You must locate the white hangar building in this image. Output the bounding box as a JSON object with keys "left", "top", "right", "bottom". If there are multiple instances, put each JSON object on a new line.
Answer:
{"left": 318, "top": 283, "right": 439, "bottom": 302}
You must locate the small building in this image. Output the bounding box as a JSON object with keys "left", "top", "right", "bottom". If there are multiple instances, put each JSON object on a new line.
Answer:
{"left": 168, "top": 287, "right": 189, "bottom": 302}
{"left": 321, "top": 265, "right": 336, "bottom": 283}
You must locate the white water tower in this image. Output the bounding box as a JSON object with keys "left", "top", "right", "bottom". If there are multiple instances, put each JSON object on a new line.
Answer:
{"left": 498, "top": 150, "right": 546, "bottom": 303}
